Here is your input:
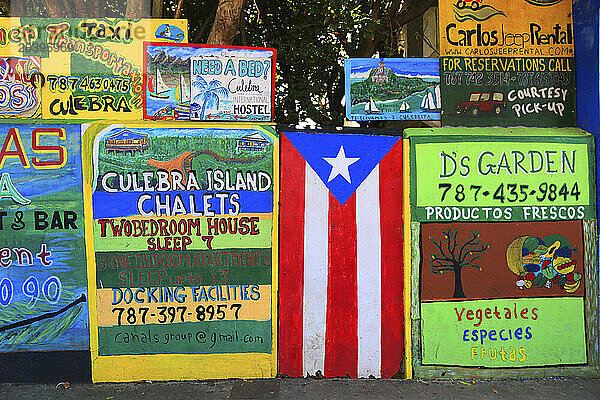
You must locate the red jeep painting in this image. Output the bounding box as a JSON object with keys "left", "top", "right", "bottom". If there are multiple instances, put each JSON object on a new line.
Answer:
{"left": 456, "top": 91, "right": 505, "bottom": 117}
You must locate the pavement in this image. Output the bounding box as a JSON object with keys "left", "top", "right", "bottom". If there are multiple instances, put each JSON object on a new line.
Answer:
{"left": 2, "top": 377, "right": 600, "bottom": 400}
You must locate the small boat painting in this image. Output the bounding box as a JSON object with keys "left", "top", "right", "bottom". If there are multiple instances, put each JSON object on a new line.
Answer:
{"left": 148, "top": 69, "right": 169, "bottom": 100}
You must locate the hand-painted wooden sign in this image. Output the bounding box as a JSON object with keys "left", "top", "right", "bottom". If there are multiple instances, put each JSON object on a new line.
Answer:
{"left": 143, "top": 43, "right": 275, "bottom": 122}
{"left": 344, "top": 58, "right": 440, "bottom": 121}
{"left": 440, "top": 57, "right": 576, "bottom": 127}
{"left": 82, "top": 122, "right": 278, "bottom": 382}
{"left": 407, "top": 127, "right": 598, "bottom": 375}
{"left": 279, "top": 129, "right": 404, "bottom": 378}
{"left": 0, "top": 17, "right": 188, "bottom": 120}
{"left": 0, "top": 122, "right": 88, "bottom": 351}
{"left": 439, "top": 0, "right": 573, "bottom": 58}
{"left": 421, "top": 297, "right": 586, "bottom": 367}
{"left": 0, "top": 57, "right": 42, "bottom": 118}
{"left": 439, "top": 0, "right": 575, "bottom": 127}
{"left": 407, "top": 128, "right": 595, "bottom": 222}
{"left": 420, "top": 221, "right": 587, "bottom": 367}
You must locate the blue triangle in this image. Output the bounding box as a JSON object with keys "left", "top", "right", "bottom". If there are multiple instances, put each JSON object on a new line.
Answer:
{"left": 285, "top": 131, "right": 400, "bottom": 205}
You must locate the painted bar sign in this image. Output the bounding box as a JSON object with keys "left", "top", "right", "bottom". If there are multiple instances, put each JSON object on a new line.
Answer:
{"left": 143, "top": 43, "right": 276, "bottom": 122}
{"left": 83, "top": 122, "right": 278, "bottom": 381}
{"left": 439, "top": 0, "right": 575, "bottom": 127}
{"left": 420, "top": 221, "right": 587, "bottom": 367}
{"left": 344, "top": 58, "right": 440, "bottom": 121}
{"left": 408, "top": 128, "right": 595, "bottom": 222}
{"left": 0, "top": 122, "right": 88, "bottom": 351}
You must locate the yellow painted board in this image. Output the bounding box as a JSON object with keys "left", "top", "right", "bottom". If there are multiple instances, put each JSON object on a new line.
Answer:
{"left": 96, "top": 285, "right": 272, "bottom": 326}
{"left": 0, "top": 18, "right": 188, "bottom": 120}
{"left": 83, "top": 121, "right": 278, "bottom": 381}
{"left": 402, "top": 137, "right": 412, "bottom": 379}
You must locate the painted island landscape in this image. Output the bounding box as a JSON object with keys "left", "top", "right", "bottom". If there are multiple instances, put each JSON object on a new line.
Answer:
{"left": 344, "top": 58, "right": 440, "bottom": 121}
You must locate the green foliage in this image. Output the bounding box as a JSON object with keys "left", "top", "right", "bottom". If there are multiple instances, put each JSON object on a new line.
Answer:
{"left": 241, "top": 0, "right": 404, "bottom": 126}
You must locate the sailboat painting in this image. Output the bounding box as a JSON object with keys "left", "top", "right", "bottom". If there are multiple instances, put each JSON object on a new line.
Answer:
{"left": 344, "top": 58, "right": 440, "bottom": 121}
{"left": 144, "top": 43, "right": 276, "bottom": 122}
{"left": 148, "top": 69, "right": 170, "bottom": 99}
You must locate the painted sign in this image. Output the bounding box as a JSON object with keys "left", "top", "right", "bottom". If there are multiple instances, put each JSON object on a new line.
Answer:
{"left": 82, "top": 122, "right": 277, "bottom": 382}
{"left": 0, "top": 17, "right": 188, "bottom": 120}
{"left": 0, "top": 57, "right": 42, "bottom": 118}
{"left": 143, "top": 43, "right": 275, "bottom": 122}
{"left": 279, "top": 130, "right": 404, "bottom": 378}
{"left": 439, "top": 0, "right": 573, "bottom": 58}
{"left": 439, "top": 0, "right": 575, "bottom": 127}
{"left": 421, "top": 297, "right": 586, "bottom": 367}
{"left": 407, "top": 128, "right": 595, "bottom": 222}
{"left": 421, "top": 221, "right": 585, "bottom": 301}
{"left": 440, "top": 57, "right": 576, "bottom": 126}
{"left": 420, "top": 221, "right": 587, "bottom": 367}
{"left": 344, "top": 58, "right": 440, "bottom": 121}
{"left": 0, "top": 122, "right": 88, "bottom": 351}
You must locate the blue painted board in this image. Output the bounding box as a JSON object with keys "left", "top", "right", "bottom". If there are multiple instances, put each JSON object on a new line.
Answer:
{"left": 344, "top": 58, "right": 440, "bottom": 121}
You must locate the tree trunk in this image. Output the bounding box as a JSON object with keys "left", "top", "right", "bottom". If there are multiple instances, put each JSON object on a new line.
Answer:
{"left": 152, "top": 0, "right": 164, "bottom": 17}
{"left": 41, "top": 0, "right": 63, "bottom": 17}
{"left": 453, "top": 267, "right": 466, "bottom": 298}
{"left": 207, "top": 0, "right": 247, "bottom": 45}
{"left": 126, "top": 0, "right": 150, "bottom": 18}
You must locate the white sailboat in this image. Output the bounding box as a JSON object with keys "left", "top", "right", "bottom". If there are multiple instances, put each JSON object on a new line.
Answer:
{"left": 399, "top": 100, "right": 410, "bottom": 112}
{"left": 420, "top": 85, "right": 441, "bottom": 111}
{"left": 365, "top": 97, "right": 381, "bottom": 114}
{"left": 149, "top": 69, "right": 169, "bottom": 99}
{"left": 175, "top": 75, "right": 190, "bottom": 105}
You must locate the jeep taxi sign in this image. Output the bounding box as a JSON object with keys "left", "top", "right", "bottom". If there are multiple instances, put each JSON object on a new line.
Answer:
{"left": 439, "top": 0, "right": 575, "bottom": 127}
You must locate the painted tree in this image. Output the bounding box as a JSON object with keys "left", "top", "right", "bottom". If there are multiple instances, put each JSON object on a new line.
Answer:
{"left": 192, "top": 75, "right": 229, "bottom": 119}
{"left": 430, "top": 229, "right": 490, "bottom": 299}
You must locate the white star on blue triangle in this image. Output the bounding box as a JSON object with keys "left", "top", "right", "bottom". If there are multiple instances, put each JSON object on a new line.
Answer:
{"left": 285, "top": 131, "right": 400, "bottom": 205}
{"left": 324, "top": 146, "right": 360, "bottom": 183}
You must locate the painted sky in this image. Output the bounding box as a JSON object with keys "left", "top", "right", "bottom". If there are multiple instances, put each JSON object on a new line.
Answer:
{"left": 348, "top": 58, "right": 439, "bottom": 79}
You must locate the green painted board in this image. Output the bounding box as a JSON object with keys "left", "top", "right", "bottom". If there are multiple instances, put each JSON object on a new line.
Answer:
{"left": 408, "top": 130, "right": 595, "bottom": 222}
{"left": 440, "top": 57, "right": 576, "bottom": 127}
{"left": 421, "top": 297, "right": 586, "bottom": 367}
{"left": 96, "top": 249, "right": 272, "bottom": 288}
{"left": 98, "top": 319, "right": 272, "bottom": 355}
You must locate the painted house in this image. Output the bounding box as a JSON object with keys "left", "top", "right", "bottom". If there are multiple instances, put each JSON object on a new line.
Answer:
{"left": 371, "top": 60, "right": 391, "bottom": 84}
{"left": 105, "top": 130, "right": 150, "bottom": 155}
{"left": 236, "top": 132, "right": 269, "bottom": 152}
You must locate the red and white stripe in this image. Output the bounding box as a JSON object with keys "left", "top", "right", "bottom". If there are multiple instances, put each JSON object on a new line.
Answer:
{"left": 279, "top": 134, "right": 404, "bottom": 378}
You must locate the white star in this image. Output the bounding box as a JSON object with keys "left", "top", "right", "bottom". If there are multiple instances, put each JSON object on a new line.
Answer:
{"left": 323, "top": 146, "right": 360, "bottom": 183}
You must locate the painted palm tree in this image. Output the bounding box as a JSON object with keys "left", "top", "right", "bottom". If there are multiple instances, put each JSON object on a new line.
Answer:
{"left": 192, "top": 75, "right": 229, "bottom": 119}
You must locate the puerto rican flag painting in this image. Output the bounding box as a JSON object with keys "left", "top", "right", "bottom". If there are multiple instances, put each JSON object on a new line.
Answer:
{"left": 279, "top": 130, "right": 404, "bottom": 378}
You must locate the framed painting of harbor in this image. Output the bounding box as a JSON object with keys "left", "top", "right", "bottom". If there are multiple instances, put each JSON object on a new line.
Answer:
{"left": 143, "top": 43, "right": 276, "bottom": 122}
{"left": 344, "top": 58, "right": 440, "bottom": 121}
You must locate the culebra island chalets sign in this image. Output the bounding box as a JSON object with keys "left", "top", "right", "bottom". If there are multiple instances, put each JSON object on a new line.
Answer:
{"left": 82, "top": 122, "right": 278, "bottom": 381}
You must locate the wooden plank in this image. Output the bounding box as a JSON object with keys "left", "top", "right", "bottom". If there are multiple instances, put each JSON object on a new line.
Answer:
{"left": 584, "top": 219, "right": 599, "bottom": 368}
